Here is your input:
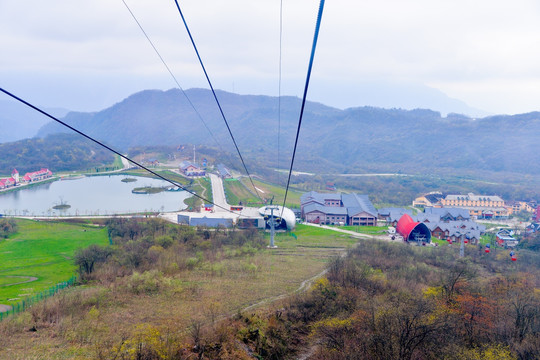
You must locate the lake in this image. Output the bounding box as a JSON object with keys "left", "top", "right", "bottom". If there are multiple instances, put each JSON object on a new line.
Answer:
{"left": 0, "top": 175, "right": 191, "bottom": 216}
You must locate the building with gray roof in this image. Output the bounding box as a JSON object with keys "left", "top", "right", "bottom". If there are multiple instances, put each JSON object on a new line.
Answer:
{"left": 301, "top": 191, "right": 377, "bottom": 226}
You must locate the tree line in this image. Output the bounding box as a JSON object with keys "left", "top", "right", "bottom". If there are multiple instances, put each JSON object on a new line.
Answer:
{"left": 0, "top": 133, "right": 114, "bottom": 174}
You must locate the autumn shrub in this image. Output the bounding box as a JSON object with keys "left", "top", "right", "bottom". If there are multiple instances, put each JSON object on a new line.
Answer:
{"left": 126, "top": 270, "right": 169, "bottom": 295}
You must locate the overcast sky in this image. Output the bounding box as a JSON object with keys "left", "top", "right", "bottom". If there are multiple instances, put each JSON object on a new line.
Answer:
{"left": 1, "top": 0, "right": 540, "bottom": 115}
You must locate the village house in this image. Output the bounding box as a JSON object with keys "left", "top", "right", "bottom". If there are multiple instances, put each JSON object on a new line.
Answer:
{"left": 300, "top": 191, "right": 378, "bottom": 226}
{"left": 216, "top": 164, "right": 232, "bottom": 179}
{"left": 1, "top": 168, "right": 53, "bottom": 190}
{"left": 395, "top": 208, "right": 485, "bottom": 244}
{"left": 378, "top": 207, "right": 412, "bottom": 227}
{"left": 0, "top": 169, "right": 20, "bottom": 189}
{"left": 179, "top": 161, "right": 205, "bottom": 177}
{"left": 496, "top": 228, "right": 518, "bottom": 248}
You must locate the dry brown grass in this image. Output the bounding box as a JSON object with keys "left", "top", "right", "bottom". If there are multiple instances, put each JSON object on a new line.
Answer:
{"left": 0, "top": 227, "right": 352, "bottom": 359}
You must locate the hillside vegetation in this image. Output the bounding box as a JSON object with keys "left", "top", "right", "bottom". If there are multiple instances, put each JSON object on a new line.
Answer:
{"left": 2, "top": 219, "right": 538, "bottom": 359}
{"left": 221, "top": 240, "right": 540, "bottom": 360}
{"left": 0, "top": 220, "right": 353, "bottom": 359}
{"left": 0, "top": 133, "right": 114, "bottom": 174}
{"left": 37, "top": 88, "right": 540, "bottom": 178}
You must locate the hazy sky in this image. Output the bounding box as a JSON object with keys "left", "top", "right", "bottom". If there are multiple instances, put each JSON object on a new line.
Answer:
{"left": 1, "top": 0, "right": 540, "bottom": 115}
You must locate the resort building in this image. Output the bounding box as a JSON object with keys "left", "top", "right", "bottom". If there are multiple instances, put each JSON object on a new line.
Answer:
{"left": 21, "top": 168, "right": 53, "bottom": 183}
{"left": 300, "top": 191, "right": 378, "bottom": 226}
{"left": 440, "top": 193, "right": 508, "bottom": 219}
{"left": 1, "top": 168, "right": 53, "bottom": 190}
{"left": 179, "top": 161, "right": 205, "bottom": 177}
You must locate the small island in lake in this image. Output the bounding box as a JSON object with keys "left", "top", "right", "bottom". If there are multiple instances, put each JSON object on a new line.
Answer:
{"left": 132, "top": 186, "right": 166, "bottom": 194}
{"left": 52, "top": 197, "right": 71, "bottom": 210}
{"left": 53, "top": 204, "right": 71, "bottom": 210}
{"left": 121, "top": 177, "right": 137, "bottom": 183}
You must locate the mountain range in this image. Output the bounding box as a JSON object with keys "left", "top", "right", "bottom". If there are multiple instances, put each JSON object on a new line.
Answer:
{"left": 28, "top": 88, "right": 540, "bottom": 177}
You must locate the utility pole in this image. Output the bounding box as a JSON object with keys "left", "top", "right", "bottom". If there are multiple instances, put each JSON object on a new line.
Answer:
{"left": 193, "top": 145, "right": 196, "bottom": 164}
{"left": 266, "top": 205, "right": 279, "bottom": 248}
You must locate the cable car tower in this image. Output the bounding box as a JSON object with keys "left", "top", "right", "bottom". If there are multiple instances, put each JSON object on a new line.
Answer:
{"left": 266, "top": 197, "right": 278, "bottom": 248}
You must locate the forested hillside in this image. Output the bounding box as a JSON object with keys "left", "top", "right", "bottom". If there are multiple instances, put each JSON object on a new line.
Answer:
{"left": 37, "top": 88, "right": 540, "bottom": 177}
{"left": 0, "top": 133, "right": 114, "bottom": 174}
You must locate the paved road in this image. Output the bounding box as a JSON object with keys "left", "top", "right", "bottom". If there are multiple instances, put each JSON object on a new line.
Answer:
{"left": 209, "top": 173, "right": 229, "bottom": 212}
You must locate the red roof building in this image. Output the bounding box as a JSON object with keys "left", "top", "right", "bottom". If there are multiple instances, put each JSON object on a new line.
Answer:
{"left": 22, "top": 168, "right": 53, "bottom": 183}
{"left": 396, "top": 214, "right": 432, "bottom": 243}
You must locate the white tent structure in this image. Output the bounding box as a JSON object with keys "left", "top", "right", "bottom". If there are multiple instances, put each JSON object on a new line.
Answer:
{"left": 258, "top": 206, "right": 296, "bottom": 230}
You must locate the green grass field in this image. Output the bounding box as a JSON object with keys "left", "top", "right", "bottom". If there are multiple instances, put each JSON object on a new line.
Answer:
{"left": 331, "top": 225, "right": 389, "bottom": 235}
{"left": 223, "top": 178, "right": 259, "bottom": 205}
{"left": 224, "top": 178, "right": 303, "bottom": 207}
{"left": 0, "top": 219, "right": 108, "bottom": 305}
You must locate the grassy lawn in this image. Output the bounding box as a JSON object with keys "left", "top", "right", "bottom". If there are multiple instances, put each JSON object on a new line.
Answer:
{"left": 234, "top": 178, "right": 303, "bottom": 207}
{"left": 112, "top": 155, "right": 124, "bottom": 169}
{"left": 0, "top": 219, "right": 108, "bottom": 305}
{"left": 223, "top": 178, "right": 258, "bottom": 205}
{"left": 478, "top": 222, "right": 509, "bottom": 230}
{"left": 330, "top": 225, "right": 389, "bottom": 235}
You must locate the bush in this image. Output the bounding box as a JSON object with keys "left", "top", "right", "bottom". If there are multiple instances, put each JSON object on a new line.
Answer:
{"left": 0, "top": 218, "right": 17, "bottom": 238}
{"left": 74, "top": 244, "right": 113, "bottom": 278}
{"left": 126, "top": 270, "right": 169, "bottom": 295}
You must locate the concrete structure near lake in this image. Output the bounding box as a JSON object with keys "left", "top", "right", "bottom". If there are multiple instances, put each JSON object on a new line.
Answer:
{"left": 177, "top": 214, "right": 233, "bottom": 227}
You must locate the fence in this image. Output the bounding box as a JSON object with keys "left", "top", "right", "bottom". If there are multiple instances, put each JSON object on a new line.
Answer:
{"left": 0, "top": 276, "right": 77, "bottom": 322}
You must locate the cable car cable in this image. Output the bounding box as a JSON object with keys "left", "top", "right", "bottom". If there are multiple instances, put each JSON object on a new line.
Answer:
{"left": 172, "top": 0, "right": 263, "bottom": 203}
{"left": 0, "top": 87, "right": 244, "bottom": 216}
{"left": 121, "top": 0, "right": 224, "bottom": 152}
{"left": 277, "top": 0, "right": 283, "bottom": 185}
{"left": 281, "top": 0, "right": 325, "bottom": 214}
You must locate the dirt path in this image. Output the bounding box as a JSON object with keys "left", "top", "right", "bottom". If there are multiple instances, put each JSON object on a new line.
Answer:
{"left": 0, "top": 304, "right": 12, "bottom": 313}
{"left": 242, "top": 249, "right": 346, "bottom": 313}
{"left": 0, "top": 276, "right": 38, "bottom": 287}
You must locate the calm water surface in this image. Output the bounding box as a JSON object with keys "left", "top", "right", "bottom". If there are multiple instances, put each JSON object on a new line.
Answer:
{"left": 0, "top": 175, "right": 191, "bottom": 216}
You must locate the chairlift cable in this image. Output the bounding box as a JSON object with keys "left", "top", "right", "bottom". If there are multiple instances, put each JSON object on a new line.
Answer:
{"left": 277, "top": 0, "right": 283, "bottom": 185}
{"left": 121, "top": 0, "right": 224, "bottom": 153}
{"left": 281, "top": 0, "right": 325, "bottom": 215}
{"left": 172, "top": 0, "right": 264, "bottom": 203}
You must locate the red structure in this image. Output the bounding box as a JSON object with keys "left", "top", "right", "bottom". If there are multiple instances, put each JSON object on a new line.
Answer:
{"left": 396, "top": 214, "right": 432, "bottom": 243}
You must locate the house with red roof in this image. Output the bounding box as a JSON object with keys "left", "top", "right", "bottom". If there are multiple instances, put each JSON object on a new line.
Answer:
{"left": 21, "top": 168, "right": 53, "bottom": 183}
{"left": 179, "top": 161, "right": 205, "bottom": 177}
{"left": 0, "top": 177, "right": 15, "bottom": 189}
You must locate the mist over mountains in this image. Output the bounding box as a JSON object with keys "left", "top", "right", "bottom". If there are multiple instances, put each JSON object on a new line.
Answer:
{"left": 0, "top": 100, "right": 69, "bottom": 143}
{"left": 24, "top": 88, "right": 540, "bottom": 176}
